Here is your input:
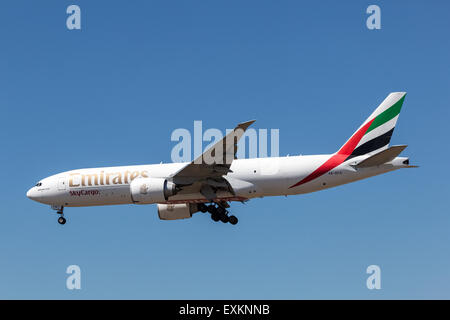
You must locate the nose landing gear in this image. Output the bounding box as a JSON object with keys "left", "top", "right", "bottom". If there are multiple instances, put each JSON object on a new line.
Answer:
{"left": 198, "top": 203, "right": 238, "bottom": 225}
{"left": 52, "top": 205, "right": 66, "bottom": 225}
{"left": 58, "top": 216, "right": 66, "bottom": 225}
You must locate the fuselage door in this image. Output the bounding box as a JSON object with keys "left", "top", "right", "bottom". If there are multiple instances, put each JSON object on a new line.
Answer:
{"left": 58, "top": 177, "right": 67, "bottom": 191}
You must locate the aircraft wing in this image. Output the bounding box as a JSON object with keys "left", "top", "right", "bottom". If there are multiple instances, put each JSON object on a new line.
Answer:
{"left": 170, "top": 120, "right": 255, "bottom": 200}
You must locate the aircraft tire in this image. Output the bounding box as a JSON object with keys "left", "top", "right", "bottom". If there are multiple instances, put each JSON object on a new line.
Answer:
{"left": 228, "top": 215, "right": 238, "bottom": 225}
{"left": 211, "top": 213, "right": 220, "bottom": 222}
{"left": 198, "top": 203, "right": 208, "bottom": 213}
{"left": 220, "top": 214, "right": 229, "bottom": 223}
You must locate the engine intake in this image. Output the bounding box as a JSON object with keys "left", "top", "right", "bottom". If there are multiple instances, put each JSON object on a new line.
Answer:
{"left": 130, "top": 177, "right": 177, "bottom": 204}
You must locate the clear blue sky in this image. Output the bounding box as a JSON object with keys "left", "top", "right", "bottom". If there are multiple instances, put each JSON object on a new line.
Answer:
{"left": 1, "top": 0, "right": 449, "bottom": 299}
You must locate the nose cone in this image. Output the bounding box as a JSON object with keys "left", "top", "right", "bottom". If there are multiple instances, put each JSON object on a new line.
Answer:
{"left": 26, "top": 187, "right": 40, "bottom": 201}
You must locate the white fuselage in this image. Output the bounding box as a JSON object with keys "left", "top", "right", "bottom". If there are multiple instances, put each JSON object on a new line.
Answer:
{"left": 26, "top": 154, "right": 408, "bottom": 208}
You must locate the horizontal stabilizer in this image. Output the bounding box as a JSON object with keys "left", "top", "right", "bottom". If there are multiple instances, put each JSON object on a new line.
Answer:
{"left": 355, "top": 145, "right": 407, "bottom": 168}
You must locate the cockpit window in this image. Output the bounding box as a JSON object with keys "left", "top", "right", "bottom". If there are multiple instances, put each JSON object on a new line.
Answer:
{"left": 35, "top": 182, "right": 42, "bottom": 187}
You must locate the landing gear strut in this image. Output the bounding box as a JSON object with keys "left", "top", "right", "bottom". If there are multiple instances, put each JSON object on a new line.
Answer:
{"left": 200, "top": 203, "right": 238, "bottom": 225}
{"left": 52, "top": 205, "right": 66, "bottom": 225}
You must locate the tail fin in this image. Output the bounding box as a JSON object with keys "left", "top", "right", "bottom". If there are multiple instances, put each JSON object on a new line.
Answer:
{"left": 338, "top": 92, "right": 406, "bottom": 160}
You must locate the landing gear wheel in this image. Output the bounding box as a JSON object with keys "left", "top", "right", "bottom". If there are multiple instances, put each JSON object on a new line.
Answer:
{"left": 228, "top": 215, "right": 238, "bottom": 225}
{"left": 58, "top": 217, "right": 66, "bottom": 225}
{"left": 198, "top": 203, "right": 208, "bottom": 213}
{"left": 211, "top": 213, "right": 220, "bottom": 222}
{"left": 220, "top": 214, "right": 229, "bottom": 223}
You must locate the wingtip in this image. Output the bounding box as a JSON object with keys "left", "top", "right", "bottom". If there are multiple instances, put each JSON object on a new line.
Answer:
{"left": 237, "top": 119, "right": 256, "bottom": 130}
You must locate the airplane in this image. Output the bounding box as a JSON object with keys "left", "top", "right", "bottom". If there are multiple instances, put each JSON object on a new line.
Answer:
{"left": 27, "top": 92, "right": 416, "bottom": 225}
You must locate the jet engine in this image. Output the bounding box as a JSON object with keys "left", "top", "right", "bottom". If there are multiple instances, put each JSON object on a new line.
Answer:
{"left": 130, "top": 177, "right": 178, "bottom": 204}
{"left": 157, "top": 203, "right": 198, "bottom": 220}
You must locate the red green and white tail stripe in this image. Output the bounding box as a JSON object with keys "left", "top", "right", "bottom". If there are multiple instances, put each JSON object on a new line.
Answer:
{"left": 289, "top": 92, "right": 406, "bottom": 188}
{"left": 344, "top": 92, "right": 406, "bottom": 159}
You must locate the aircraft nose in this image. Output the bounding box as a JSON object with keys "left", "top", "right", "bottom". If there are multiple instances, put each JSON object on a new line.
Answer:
{"left": 26, "top": 187, "right": 39, "bottom": 201}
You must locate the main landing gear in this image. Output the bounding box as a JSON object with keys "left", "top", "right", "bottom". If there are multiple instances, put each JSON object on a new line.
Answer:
{"left": 52, "top": 205, "right": 66, "bottom": 225}
{"left": 198, "top": 203, "right": 238, "bottom": 225}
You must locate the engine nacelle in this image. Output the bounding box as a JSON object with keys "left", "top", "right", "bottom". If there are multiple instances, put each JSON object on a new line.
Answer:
{"left": 157, "top": 203, "right": 198, "bottom": 220}
{"left": 130, "top": 177, "right": 177, "bottom": 204}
